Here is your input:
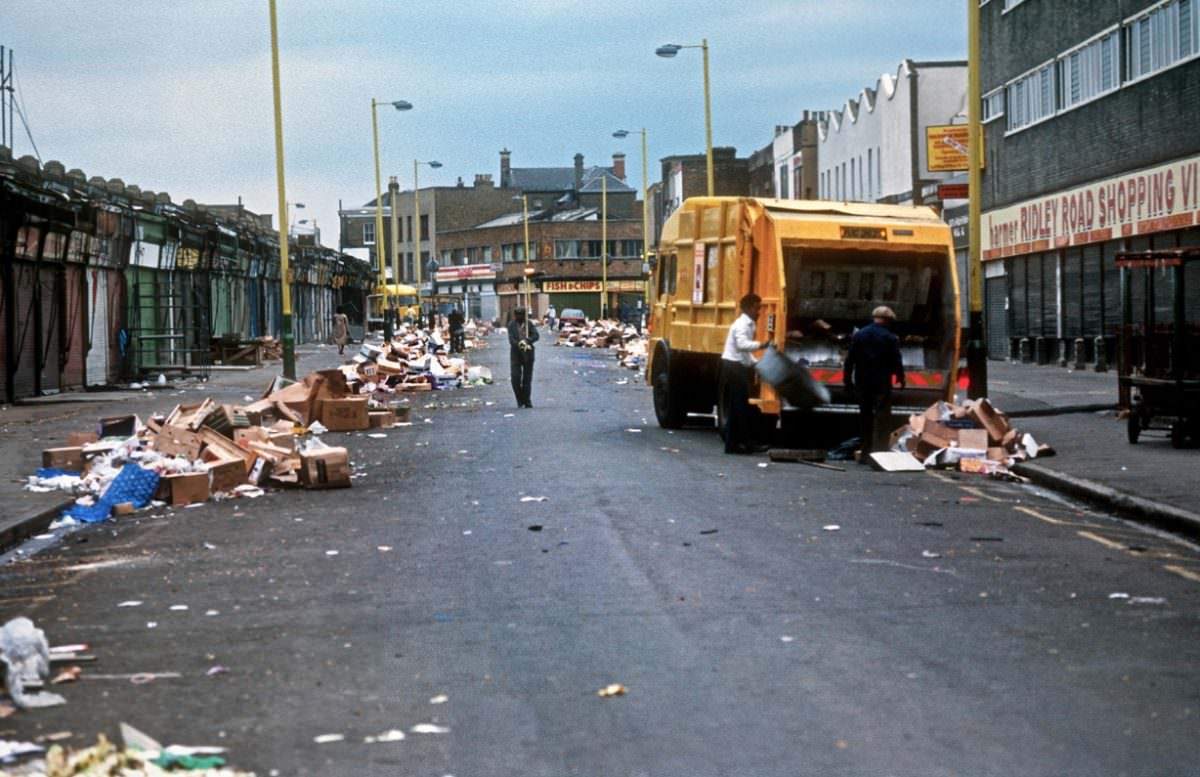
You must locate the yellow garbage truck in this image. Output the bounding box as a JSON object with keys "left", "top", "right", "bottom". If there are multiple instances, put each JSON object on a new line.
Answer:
{"left": 646, "top": 197, "right": 961, "bottom": 431}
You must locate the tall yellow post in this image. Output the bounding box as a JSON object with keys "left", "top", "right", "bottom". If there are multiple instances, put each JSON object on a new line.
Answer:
{"left": 967, "top": 0, "right": 987, "bottom": 397}
{"left": 701, "top": 38, "right": 714, "bottom": 197}
{"left": 370, "top": 99, "right": 387, "bottom": 298}
{"left": 521, "top": 195, "right": 532, "bottom": 338}
{"left": 413, "top": 160, "right": 422, "bottom": 296}
{"left": 268, "top": 0, "right": 295, "bottom": 379}
{"left": 640, "top": 127, "right": 651, "bottom": 311}
{"left": 601, "top": 174, "right": 608, "bottom": 319}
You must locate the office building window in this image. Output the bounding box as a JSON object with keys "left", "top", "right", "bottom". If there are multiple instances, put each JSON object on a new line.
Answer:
{"left": 1125, "top": 0, "right": 1199, "bottom": 82}
{"left": 1058, "top": 28, "right": 1121, "bottom": 111}
{"left": 1006, "top": 60, "right": 1055, "bottom": 132}
{"left": 363, "top": 222, "right": 375, "bottom": 245}
{"left": 982, "top": 88, "right": 1006, "bottom": 123}
{"left": 778, "top": 164, "right": 789, "bottom": 198}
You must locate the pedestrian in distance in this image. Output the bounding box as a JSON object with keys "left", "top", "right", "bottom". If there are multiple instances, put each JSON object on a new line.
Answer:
{"left": 507, "top": 307, "right": 539, "bottom": 408}
{"left": 546, "top": 303, "right": 557, "bottom": 331}
{"left": 448, "top": 307, "right": 466, "bottom": 353}
{"left": 332, "top": 305, "right": 351, "bottom": 355}
{"left": 719, "top": 293, "right": 773, "bottom": 454}
{"left": 843, "top": 305, "right": 906, "bottom": 462}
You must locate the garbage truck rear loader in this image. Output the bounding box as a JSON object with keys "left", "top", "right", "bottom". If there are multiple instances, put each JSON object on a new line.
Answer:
{"left": 645, "top": 197, "right": 961, "bottom": 434}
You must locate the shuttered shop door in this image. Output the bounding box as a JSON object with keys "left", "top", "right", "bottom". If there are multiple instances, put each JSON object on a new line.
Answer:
{"left": 1041, "top": 252, "right": 1057, "bottom": 337}
{"left": 1027, "top": 255, "right": 1044, "bottom": 336}
{"left": 86, "top": 270, "right": 110, "bottom": 386}
{"left": 1010, "top": 258, "right": 1027, "bottom": 338}
{"left": 1102, "top": 240, "right": 1123, "bottom": 335}
{"left": 1082, "top": 245, "right": 1103, "bottom": 340}
{"left": 38, "top": 266, "right": 61, "bottom": 393}
{"left": 1062, "top": 249, "right": 1082, "bottom": 340}
{"left": 61, "top": 265, "right": 86, "bottom": 391}
{"left": 985, "top": 276, "right": 1008, "bottom": 359}
{"left": 1183, "top": 229, "right": 1200, "bottom": 326}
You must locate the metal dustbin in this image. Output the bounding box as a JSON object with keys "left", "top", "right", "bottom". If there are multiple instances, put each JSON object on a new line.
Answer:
{"left": 755, "top": 345, "right": 831, "bottom": 409}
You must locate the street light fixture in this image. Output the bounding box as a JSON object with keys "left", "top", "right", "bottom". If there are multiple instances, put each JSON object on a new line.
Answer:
{"left": 371, "top": 98, "right": 412, "bottom": 307}
{"left": 413, "top": 159, "right": 443, "bottom": 299}
{"left": 656, "top": 39, "right": 714, "bottom": 196}
{"left": 613, "top": 128, "right": 651, "bottom": 312}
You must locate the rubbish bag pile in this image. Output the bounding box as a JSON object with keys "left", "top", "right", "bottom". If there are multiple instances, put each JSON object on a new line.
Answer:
{"left": 886, "top": 398, "right": 1054, "bottom": 474}
{"left": 351, "top": 321, "right": 492, "bottom": 393}
{"left": 554, "top": 318, "right": 648, "bottom": 370}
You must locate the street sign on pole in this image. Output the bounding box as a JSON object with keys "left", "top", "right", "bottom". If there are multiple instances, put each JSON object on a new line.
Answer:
{"left": 926, "top": 124, "right": 970, "bottom": 172}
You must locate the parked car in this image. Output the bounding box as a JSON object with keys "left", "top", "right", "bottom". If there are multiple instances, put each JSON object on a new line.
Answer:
{"left": 558, "top": 308, "right": 587, "bottom": 329}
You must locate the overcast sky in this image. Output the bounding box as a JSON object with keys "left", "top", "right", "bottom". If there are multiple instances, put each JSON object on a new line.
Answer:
{"left": 4, "top": 1, "right": 966, "bottom": 256}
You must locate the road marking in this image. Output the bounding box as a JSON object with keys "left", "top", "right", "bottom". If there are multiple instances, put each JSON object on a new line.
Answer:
{"left": 928, "top": 472, "right": 955, "bottom": 484}
{"left": 959, "top": 486, "right": 1004, "bottom": 503}
{"left": 1076, "top": 530, "right": 1126, "bottom": 551}
{"left": 1014, "top": 506, "right": 1067, "bottom": 525}
{"left": 1164, "top": 564, "right": 1200, "bottom": 584}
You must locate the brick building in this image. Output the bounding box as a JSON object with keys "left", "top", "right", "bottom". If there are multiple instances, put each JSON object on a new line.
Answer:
{"left": 980, "top": 0, "right": 1200, "bottom": 363}
{"left": 659, "top": 147, "right": 751, "bottom": 225}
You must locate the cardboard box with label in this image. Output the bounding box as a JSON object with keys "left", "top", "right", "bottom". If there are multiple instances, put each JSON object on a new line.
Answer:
{"left": 299, "top": 447, "right": 351, "bottom": 489}
{"left": 321, "top": 397, "right": 370, "bottom": 432}
{"left": 368, "top": 411, "right": 394, "bottom": 429}
{"left": 204, "top": 457, "right": 246, "bottom": 493}
{"left": 42, "top": 447, "right": 85, "bottom": 472}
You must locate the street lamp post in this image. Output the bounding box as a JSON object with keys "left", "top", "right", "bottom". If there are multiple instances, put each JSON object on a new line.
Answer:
{"left": 413, "top": 159, "right": 443, "bottom": 301}
{"left": 614, "top": 128, "right": 650, "bottom": 312}
{"left": 370, "top": 97, "right": 412, "bottom": 307}
{"left": 601, "top": 174, "right": 608, "bottom": 319}
{"left": 267, "top": 0, "right": 295, "bottom": 379}
{"left": 656, "top": 39, "right": 713, "bottom": 196}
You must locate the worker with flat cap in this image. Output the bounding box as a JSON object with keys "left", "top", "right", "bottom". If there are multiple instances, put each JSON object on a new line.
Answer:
{"left": 843, "top": 305, "right": 905, "bottom": 461}
{"left": 507, "top": 306, "right": 539, "bottom": 408}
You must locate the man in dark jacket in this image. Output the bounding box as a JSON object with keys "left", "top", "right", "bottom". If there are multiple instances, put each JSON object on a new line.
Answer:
{"left": 507, "top": 307, "right": 539, "bottom": 408}
{"left": 448, "top": 307, "right": 465, "bottom": 353}
{"left": 844, "top": 306, "right": 905, "bottom": 460}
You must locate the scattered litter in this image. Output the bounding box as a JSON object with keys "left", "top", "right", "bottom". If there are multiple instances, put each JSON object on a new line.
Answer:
{"left": 625, "top": 428, "right": 642, "bottom": 433}
{"left": 0, "top": 617, "right": 66, "bottom": 710}
{"left": 430, "top": 694, "right": 448, "bottom": 704}
{"left": 50, "top": 666, "right": 81, "bottom": 684}
{"left": 1108, "top": 592, "right": 1130, "bottom": 599}
{"left": 367, "top": 433, "right": 388, "bottom": 439}
{"left": 313, "top": 733, "right": 345, "bottom": 744}
{"left": 146, "top": 622, "right": 158, "bottom": 629}
{"left": 118, "top": 600, "right": 144, "bottom": 608}
{"left": 364, "top": 729, "right": 406, "bottom": 744}
{"left": 0, "top": 739, "right": 44, "bottom": 764}
{"left": 206, "top": 666, "right": 228, "bottom": 677}
{"left": 969, "top": 536, "right": 1003, "bottom": 542}
{"left": 169, "top": 605, "right": 188, "bottom": 611}
{"left": 410, "top": 723, "right": 451, "bottom": 734}
{"left": 528, "top": 525, "right": 543, "bottom": 532}
{"left": 822, "top": 525, "right": 841, "bottom": 532}
{"left": 699, "top": 529, "right": 718, "bottom": 535}
{"left": 378, "top": 545, "right": 393, "bottom": 552}
{"left": 325, "top": 550, "right": 339, "bottom": 556}
{"left": 660, "top": 447, "right": 680, "bottom": 454}
{"left": 1127, "top": 597, "right": 1167, "bottom": 605}
{"left": 921, "top": 550, "right": 942, "bottom": 559}
{"left": 757, "top": 462, "right": 769, "bottom": 468}
{"left": 503, "top": 413, "right": 515, "bottom": 418}
{"left": 205, "top": 610, "right": 219, "bottom": 616}
{"left": 597, "top": 684, "right": 627, "bottom": 697}
{"left": 520, "top": 496, "right": 548, "bottom": 503}
{"left": 780, "top": 636, "right": 795, "bottom": 643}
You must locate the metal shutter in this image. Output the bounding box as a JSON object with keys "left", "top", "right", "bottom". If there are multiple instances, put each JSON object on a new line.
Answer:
{"left": 1183, "top": 229, "right": 1200, "bottom": 326}
{"left": 11, "top": 263, "right": 38, "bottom": 399}
{"left": 1042, "top": 251, "right": 1058, "bottom": 337}
{"left": 38, "top": 266, "right": 61, "bottom": 393}
{"left": 86, "top": 269, "right": 110, "bottom": 386}
{"left": 985, "top": 275, "right": 1009, "bottom": 359}
{"left": 1102, "top": 240, "right": 1122, "bottom": 336}
{"left": 1082, "top": 245, "right": 1103, "bottom": 338}
{"left": 1027, "top": 254, "right": 1043, "bottom": 336}
{"left": 61, "top": 265, "right": 86, "bottom": 390}
{"left": 1010, "top": 257, "right": 1027, "bottom": 338}
{"left": 1063, "top": 249, "right": 1082, "bottom": 339}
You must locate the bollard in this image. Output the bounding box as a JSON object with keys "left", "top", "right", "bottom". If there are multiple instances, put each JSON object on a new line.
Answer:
{"left": 1094, "top": 335, "right": 1108, "bottom": 372}
{"left": 1073, "top": 338, "right": 1086, "bottom": 370}
{"left": 1019, "top": 337, "right": 1032, "bottom": 363}
{"left": 1058, "top": 339, "right": 1068, "bottom": 368}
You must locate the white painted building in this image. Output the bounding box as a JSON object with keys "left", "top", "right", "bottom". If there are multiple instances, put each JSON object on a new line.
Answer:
{"left": 818, "top": 59, "right": 967, "bottom": 205}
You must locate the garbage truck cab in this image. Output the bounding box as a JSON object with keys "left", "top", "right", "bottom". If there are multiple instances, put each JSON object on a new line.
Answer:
{"left": 646, "top": 197, "right": 961, "bottom": 431}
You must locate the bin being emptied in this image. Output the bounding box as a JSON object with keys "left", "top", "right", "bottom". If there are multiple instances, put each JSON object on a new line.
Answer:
{"left": 755, "top": 345, "right": 830, "bottom": 409}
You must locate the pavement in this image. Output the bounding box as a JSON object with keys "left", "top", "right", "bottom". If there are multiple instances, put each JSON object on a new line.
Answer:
{"left": 0, "top": 348, "right": 1196, "bottom": 553}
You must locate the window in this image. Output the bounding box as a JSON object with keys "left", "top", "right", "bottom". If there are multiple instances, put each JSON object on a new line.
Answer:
{"left": 419, "top": 214, "right": 429, "bottom": 239}
{"left": 1058, "top": 28, "right": 1121, "bottom": 112}
{"left": 481, "top": 246, "right": 493, "bottom": 262}
{"left": 981, "top": 88, "right": 1005, "bottom": 123}
{"left": 554, "top": 240, "right": 580, "bottom": 259}
{"left": 866, "top": 150, "right": 873, "bottom": 200}
{"left": 778, "top": 164, "right": 789, "bottom": 198}
{"left": 363, "top": 221, "right": 375, "bottom": 245}
{"left": 1006, "top": 60, "right": 1055, "bottom": 132}
{"left": 502, "top": 242, "right": 532, "bottom": 262}
{"left": 1125, "top": 0, "right": 1199, "bottom": 82}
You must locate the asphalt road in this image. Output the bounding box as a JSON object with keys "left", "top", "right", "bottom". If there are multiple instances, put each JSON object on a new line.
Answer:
{"left": 3, "top": 334, "right": 1200, "bottom": 776}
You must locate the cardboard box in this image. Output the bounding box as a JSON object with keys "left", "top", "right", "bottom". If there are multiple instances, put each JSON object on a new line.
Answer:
{"left": 247, "top": 457, "right": 273, "bottom": 486}
{"left": 42, "top": 447, "right": 85, "bottom": 471}
{"left": 392, "top": 406, "right": 411, "bottom": 422}
{"left": 98, "top": 415, "right": 136, "bottom": 438}
{"left": 987, "top": 447, "right": 1009, "bottom": 462}
{"left": 67, "top": 431, "right": 99, "bottom": 447}
{"left": 113, "top": 502, "right": 135, "bottom": 516}
{"left": 234, "top": 427, "right": 270, "bottom": 447}
{"left": 204, "top": 457, "right": 246, "bottom": 493}
{"left": 154, "top": 425, "right": 205, "bottom": 460}
{"left": 268, "top": 431, "right": 295, "bottom": 449}
{"left": 968, "top": 398, "right": 1011, "bottom": 444}
{"left": 321, "top": 397, "right": 370, "bottom": 432}
{"left": 368, "top": 411, "right": 394, "bottom": 429}
{"left": 164, "top": 472, "right": 209, "bottom": 506}
{"left": 957, "top": 429, "right": 990, "bottom": 451}
{"left": 299, "top": 447, "right": 351, "bottom": 490}
{"left": 200, "top": 428, "right": 256, "bottom": 473}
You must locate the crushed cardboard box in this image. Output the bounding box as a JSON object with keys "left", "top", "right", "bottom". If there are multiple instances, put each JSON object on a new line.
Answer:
{"left": 887, "top": 398, "right": 1054, "bottom": 475}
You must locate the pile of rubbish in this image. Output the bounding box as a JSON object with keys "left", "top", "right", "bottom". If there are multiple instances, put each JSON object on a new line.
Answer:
{"left": 1, "top": 723, "right": 254, "bottom": 775}
{"left": 554, "top": 319, "right": 647, "bottom": 370}
{"left": 25, "top": 371, "right": 391, "bottom": 522}
{"left": 880, "top": 398, "right": 1054, "bottom": 474}
{"left": 350, "top": 323, "right": 491, "bottom": 394}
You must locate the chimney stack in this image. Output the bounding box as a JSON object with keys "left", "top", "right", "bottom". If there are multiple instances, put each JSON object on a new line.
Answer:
{"left": 500, "top": 149, "right": 511, "bottom": 188}
{"left": 574, "top": 153, "right": 584, "bottom": 192}
{"left": 612, "top": 152, "right": 626, "bottom": 182}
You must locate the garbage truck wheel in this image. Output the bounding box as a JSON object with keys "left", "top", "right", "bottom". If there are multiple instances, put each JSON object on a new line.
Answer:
{"left": 652, "top": 343, "right": 687, "bottom": 429}
{"left": 1127, "top": 410, "right": 1140, "bottom": 444}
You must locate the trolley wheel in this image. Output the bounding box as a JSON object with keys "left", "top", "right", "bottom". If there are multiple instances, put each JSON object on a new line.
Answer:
{"left": 1127, "top": 411, "right": 1141, "bottom": 444}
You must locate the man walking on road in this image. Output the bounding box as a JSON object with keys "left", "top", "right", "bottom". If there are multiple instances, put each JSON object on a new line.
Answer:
{"left": 507, "top": 307, "right": 539, "bottom": 408}
{"left": 448, "top": 306, "right": 465, "bottom": 353}
{"left": 720, "top": 293, "right": 773, "bottom": 454}
{"left": 844, "top": 305, "right": 905, "bottom": 461}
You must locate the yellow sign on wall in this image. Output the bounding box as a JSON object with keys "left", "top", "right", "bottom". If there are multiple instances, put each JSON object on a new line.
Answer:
{"left": 926, "top": 124, "right": 969, "bottom": 172}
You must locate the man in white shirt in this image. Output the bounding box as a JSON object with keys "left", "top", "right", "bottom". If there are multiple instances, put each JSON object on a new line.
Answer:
{"left": 720, "top": 293, "right": 773, "bottom": 454}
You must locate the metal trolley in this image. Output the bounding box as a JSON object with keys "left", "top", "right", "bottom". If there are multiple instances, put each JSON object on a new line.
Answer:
{"left": 1117, "top": 248, "right": 1200, "bottom": 448}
